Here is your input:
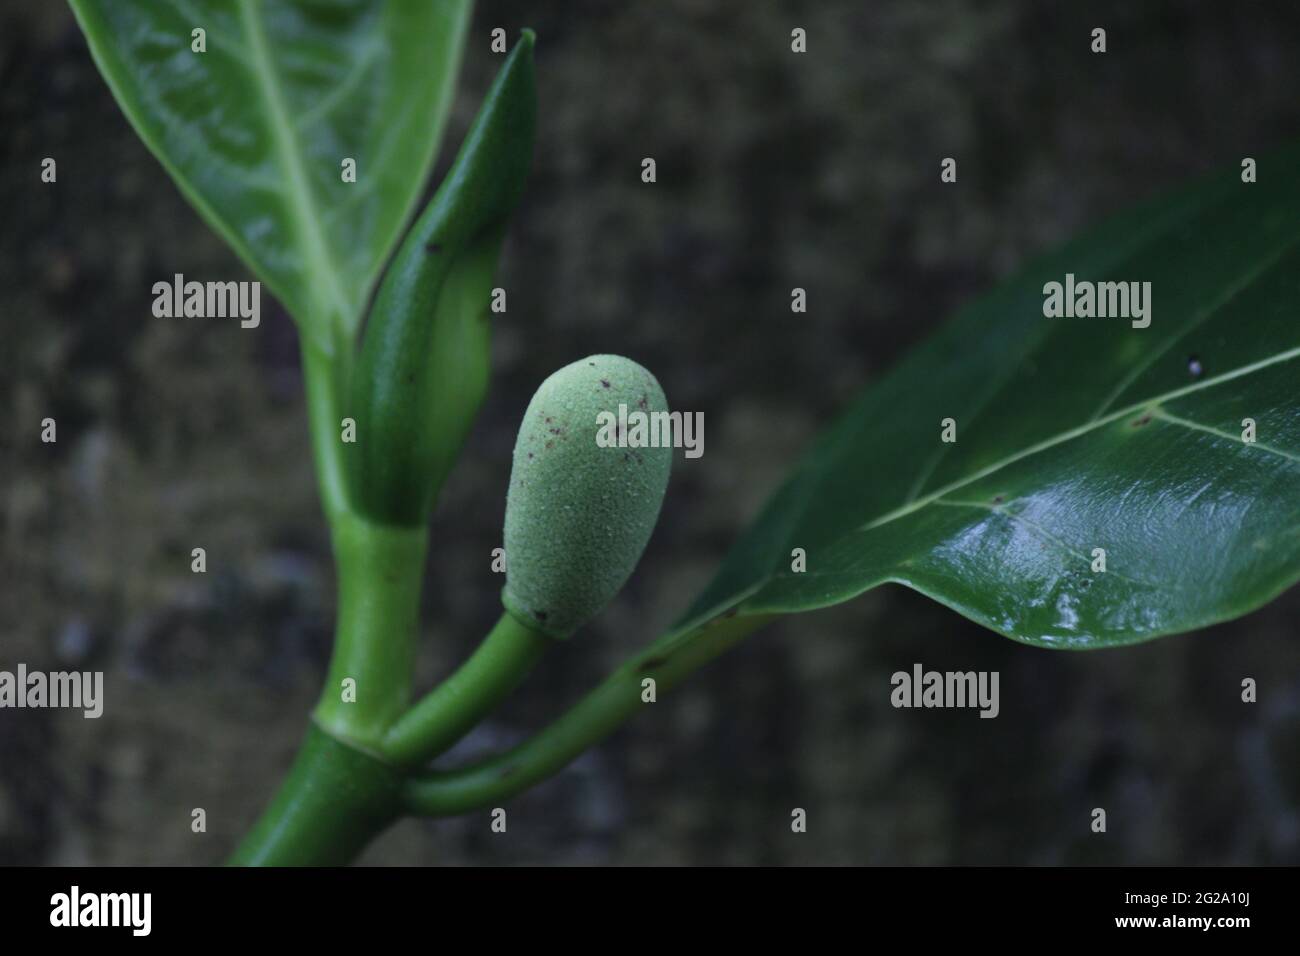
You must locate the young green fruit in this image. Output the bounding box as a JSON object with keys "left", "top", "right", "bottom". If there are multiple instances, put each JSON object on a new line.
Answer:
{"left": 503, "top": 355, "right": 673, "bottom": 638}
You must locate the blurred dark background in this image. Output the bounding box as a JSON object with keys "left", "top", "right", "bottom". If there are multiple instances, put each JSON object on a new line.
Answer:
{"left": 3, "top": 0, "right": 1299, "bottom": 865}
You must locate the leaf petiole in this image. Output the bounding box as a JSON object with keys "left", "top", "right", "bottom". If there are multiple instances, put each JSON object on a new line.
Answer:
{"left": 401, "top": 611, "right": 774, "bottom": 816}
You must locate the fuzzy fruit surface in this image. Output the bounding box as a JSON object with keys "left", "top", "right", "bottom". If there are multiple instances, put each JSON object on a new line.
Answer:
{"left": 503, "top": 355, "right": 672, "bottom": 638}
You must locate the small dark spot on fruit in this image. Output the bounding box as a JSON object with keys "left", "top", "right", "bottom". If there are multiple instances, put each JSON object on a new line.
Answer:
{"left": 545, "top": 440, "right": 555, "bottom": 450}
{"left": 533, "top": 610, "right": 548, "bottom": 621}
{"left": 600, "top": 379, "right": 611, "bottom": 389}
{"left": 549, "top": 427, "right": 562, "bottom": 435}
{"left": 1131, "top": 413, "right": 1152, "bottom": 428}
{"left": 992, "top": 495, "right": 1004, "bottom": 504}
{"left": 588, "top": 361, "right": 596, "bottom": 366}
{"left": 1188, "top": 355, "right": 1203, "bottom": 378}
{"left": 544, "top": 416, "right": 554, "bottom": 424}
{"left": 527, "top": 452, "right": 534, "bottom": 460}
{"left": 425, "top": 242, "right": 443, "bottom": 254}
{"left": 638, "top": 395, "right": 649, "bottom": 410}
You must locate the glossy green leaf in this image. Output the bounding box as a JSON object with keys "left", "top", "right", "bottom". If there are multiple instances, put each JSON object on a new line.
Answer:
{"left": 676, "top": 145, "right": 1300, "bottom": 649}
{"left": 69, "top": 0, "right": 472, "bottom": 354}
{"left": 349, "top": 32, "right": 536, "bottom": 525}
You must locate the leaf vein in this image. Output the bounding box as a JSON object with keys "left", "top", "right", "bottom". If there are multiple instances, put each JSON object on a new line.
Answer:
{"left": 931, "top": 498, "right": 1159, "bottom": 588}
{"left": 1149, "top": 407, "right": 1300, "bottom": 465}
{"left": 1089, "top": 229, "right": 1300, "bottom": 420}
{"left": 236, "top": 0, "right": 354, "bottom": 336}
{"left": 856, "top": 348, "right": 1300, "bottom": 535}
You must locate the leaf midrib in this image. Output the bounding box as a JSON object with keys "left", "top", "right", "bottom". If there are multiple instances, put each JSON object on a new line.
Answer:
{"left": 1088, "top": 230, "right": 1300, "bottom": 421}
{"left": 237, "top": 0, "right": 353, "bottom": 335}
{"left": 901, "top": 182, "right": 1231, "bottom": 505}
{"left": 860, "top": 345, "right": 1300, "bottom": 533}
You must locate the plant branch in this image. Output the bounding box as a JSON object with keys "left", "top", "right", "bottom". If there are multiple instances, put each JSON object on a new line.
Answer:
{"left": 383, "top": 611, "right": 550, "bottom": 768}
{"left": 400, "top": 610, "right": 774, "bottom": 816}
{"left": 313, "top": 510, "right": 428, "bottom": 750}
{"left": 228, "top": 723, "right": 404, "bottom": 866}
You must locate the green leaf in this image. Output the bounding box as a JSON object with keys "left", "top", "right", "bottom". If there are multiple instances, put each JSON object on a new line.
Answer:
{"left": 349, "top": 31, "right": 536, "bottom": 525}
{"left": 68, "top": 0, "right": 472, "bottom": 354}
{"left": 677, "top": 145, "right": 1300, "bottom": 650}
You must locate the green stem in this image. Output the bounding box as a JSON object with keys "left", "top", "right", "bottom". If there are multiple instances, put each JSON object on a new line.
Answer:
{"left": 314, "top": 510, "right": 428, "bottom": 750}
{"left": 401, "top": 611, "right": 773, "bottom": 816}
{"left": 382, "top": 611, "right": 550, "bottom": 767}
{"left": 228, "top": 724, "right": 404, "bottom": 866}
{"left": 301, "top": 338, "right": 349, "bottom": 520}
